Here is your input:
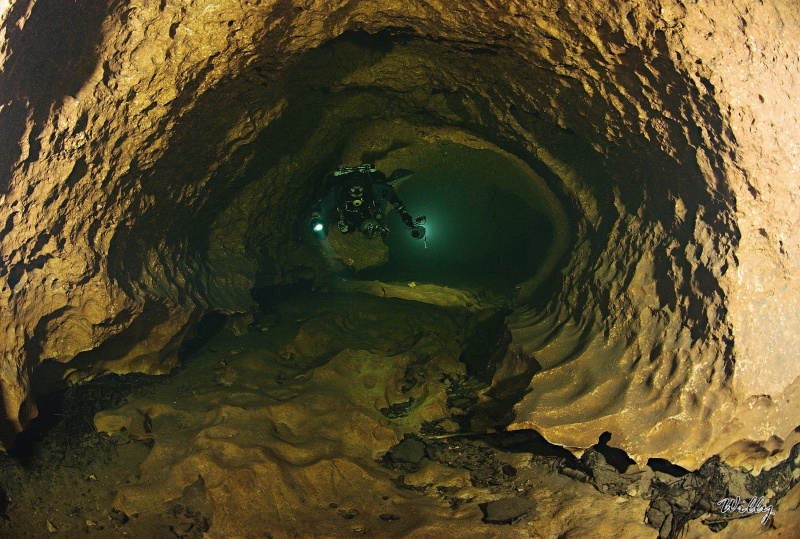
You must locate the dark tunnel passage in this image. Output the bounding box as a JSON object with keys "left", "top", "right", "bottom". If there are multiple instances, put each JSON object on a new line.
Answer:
{"left": 10, "top": 17, "right": 727, "bottom": 455}
{"left": 104, "top": 28, "right": 599, "bottom": 313}
{"left": 357, "top": 141, "right": 560, "bottom": 293}
{"left": 6, "top": 11, "right": 737, "bottom": 463}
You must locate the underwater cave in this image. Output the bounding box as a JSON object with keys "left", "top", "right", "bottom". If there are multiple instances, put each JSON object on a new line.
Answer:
{"left": 1, "top": 0, "right": 799, "bottom": 537}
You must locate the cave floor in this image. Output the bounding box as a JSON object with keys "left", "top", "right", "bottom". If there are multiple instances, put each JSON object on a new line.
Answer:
{"left": 0, "top": 290, "right": 794, "bottom": 538}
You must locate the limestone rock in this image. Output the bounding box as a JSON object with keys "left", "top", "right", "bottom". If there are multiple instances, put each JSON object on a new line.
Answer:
{"left": 390, "top": 437, "right": 426, "bottom": 464}
{"left": 0, "top": 0, "right": 798, "bottom": 484}
{"left": 325, "top": 228, "right": 390, "bottom": 272}
{"left": 480, "top": 497, "right": 535, "bottom": 524}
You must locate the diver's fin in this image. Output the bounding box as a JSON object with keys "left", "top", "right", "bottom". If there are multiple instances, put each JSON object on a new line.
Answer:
{"left": 387, "top": 168, "right": 414, "bottom": 185}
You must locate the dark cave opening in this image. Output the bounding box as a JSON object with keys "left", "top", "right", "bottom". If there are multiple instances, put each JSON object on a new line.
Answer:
{"left": 100, "top": 26, "right": 587, "bottom": 312}
{"left": 356, "top": 141, "right": 560, "bottom": 294}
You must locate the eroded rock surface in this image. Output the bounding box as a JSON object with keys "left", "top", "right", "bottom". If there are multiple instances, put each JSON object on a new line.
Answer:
{"left": 1, "top": 0, "right": 799, "bottom": 493}
{"left": 1, "top": 292, "right": 798, "bottom": 537}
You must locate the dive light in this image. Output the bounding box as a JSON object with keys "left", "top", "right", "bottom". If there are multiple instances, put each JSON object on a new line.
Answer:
{"left": 409, "top": 216, "right": 426, "bottom": 240}
{"left": 310, "top": 215, "right": 325, "bottom": 233}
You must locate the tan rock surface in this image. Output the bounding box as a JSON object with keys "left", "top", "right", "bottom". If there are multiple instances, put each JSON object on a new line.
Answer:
{"left": 91, "top": 293, "right": 662, "bottom": 539}
{"left": 324, "top": 227, "right": 390, "bottom": 272}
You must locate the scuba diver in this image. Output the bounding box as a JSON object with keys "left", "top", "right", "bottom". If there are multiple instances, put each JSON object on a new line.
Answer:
{"left": 309, "top": 164, "right": 426, "bottom": 240}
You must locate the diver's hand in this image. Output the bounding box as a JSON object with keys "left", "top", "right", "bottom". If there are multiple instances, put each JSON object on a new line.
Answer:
{"left": 337, "top": 221, "right": 349, "bottom": 233}
{"left": 401, "top": 212, "right": 414, "bottom": 228}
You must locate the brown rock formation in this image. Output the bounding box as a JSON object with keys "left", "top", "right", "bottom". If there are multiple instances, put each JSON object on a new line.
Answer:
{"left": 1, "top": 0, "right": 798, "bottom": 479}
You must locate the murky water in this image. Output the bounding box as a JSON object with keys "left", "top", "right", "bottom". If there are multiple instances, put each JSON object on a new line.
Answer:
{"left": 360, "top": 141, "right": 567, "bottom": 295}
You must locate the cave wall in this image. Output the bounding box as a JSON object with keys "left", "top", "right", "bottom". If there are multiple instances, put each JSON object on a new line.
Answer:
{"left": 1, "top": 0, "right": 798, "bottom": 465}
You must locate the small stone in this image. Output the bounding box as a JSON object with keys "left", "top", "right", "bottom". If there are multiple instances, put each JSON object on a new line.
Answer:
{"left": 450, "top": 397, "right": 471, "bottom": 409}
{"left": 391, "top": 438, "right": 426, "bottom": 464}
{"left": 645, "top": 502, "right": 668, "bottom": 529}
{"left": 46, "top": 520, "right": 58, "bottom": 533}
{"left": 329, "top": 502, "right": 339, "bottom": 509}
{"left": 480, "top": 497, "right": 535, "bottom": 524}
{"left": 559, "top": 467, "right": 590, "bottom": 483}
{"left": 337, "top": 508, "right": 359, "bottom": 519}
{"left": 659, "top": 513, "right": 674, "bottom": 537}
{"left": 438, "top": 419, "right": 461, "bottom": 433}
{"left": 109, "top": 508, "right": 129, "bottom": 524}
{"left": 380, "top": 398, "right": 415, "bottom": 419}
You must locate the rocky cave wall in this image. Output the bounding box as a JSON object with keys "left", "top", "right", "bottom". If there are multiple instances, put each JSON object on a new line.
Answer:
{"left": 1, "top": 0, "right": 799, "bottom": 467}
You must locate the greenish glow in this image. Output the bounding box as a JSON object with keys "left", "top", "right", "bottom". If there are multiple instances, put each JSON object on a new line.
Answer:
{"left": 360, "top": 142, "right": 562, "bottom": 294}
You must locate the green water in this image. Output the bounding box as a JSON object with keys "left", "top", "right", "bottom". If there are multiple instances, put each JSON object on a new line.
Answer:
{"left": 360, "top": 141, "right": 560, "bottom": 294}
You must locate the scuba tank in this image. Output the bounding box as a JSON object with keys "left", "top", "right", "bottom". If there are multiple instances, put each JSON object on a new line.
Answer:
{"left": 333, "top": 163, "right": 377, "bottom": 176}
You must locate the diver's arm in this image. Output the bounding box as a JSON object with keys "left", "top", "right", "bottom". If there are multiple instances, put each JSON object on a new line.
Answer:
{"left": 368, "top": 169, "right": 387, "bottom": 184}
{"left": 388, "top": 190, "right": 415, "bottom": 227}
{"left": 311, "top": 189, "right": 336, "bottom": 216}
{"left": 310, "top": 189, "right": 338, "bottom": 233}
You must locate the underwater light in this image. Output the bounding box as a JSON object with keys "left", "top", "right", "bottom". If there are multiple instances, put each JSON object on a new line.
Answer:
{"left": 310, "top": 215, "right": 325, "bottom": 233}
{"left": 409, "top": 215, "right": 427, "bottom": 241}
